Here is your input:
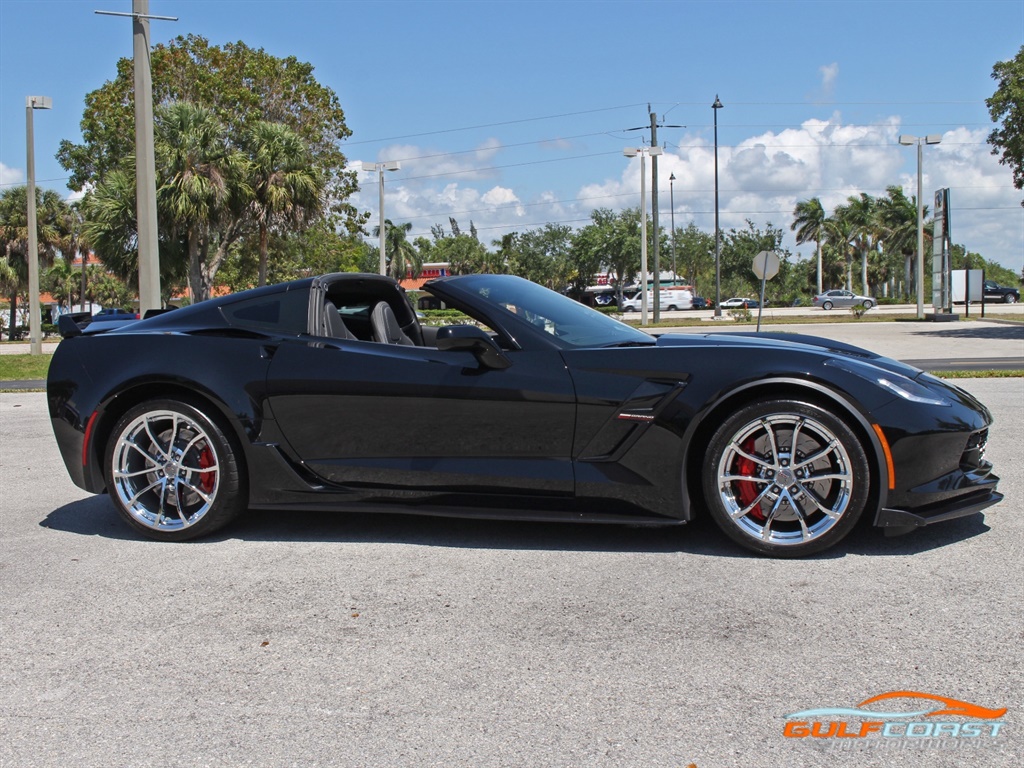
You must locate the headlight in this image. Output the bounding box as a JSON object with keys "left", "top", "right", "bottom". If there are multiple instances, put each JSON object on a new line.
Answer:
{"left": 825, "top": 358, "right": 952, "bottom": 406}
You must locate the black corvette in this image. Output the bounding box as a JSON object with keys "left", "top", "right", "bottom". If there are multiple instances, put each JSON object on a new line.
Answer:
{"left": 47, "top": 272, "right": 1002, "bottom": 557}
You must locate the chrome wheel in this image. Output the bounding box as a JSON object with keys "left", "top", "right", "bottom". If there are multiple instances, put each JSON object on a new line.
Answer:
{"left": 703, "top": 400, "right": 869, "bottom": 556}
{"left": 111, "top": 409, "right": 220, "bottom": 532}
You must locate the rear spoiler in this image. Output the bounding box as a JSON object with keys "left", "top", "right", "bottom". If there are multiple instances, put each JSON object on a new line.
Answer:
{"left": 57, "top": 307, "right": 176, "bottom": 339}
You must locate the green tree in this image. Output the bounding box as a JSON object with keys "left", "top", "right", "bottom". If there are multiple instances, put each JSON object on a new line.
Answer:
{"left": 674, "top": 222, "right": 715, "bottom": 296}
{"left": 719, "top": 220, "right": 793, "bottom": 301}
{"left": 155, "top": 102, "right": 250, "bottom": 301}
{"left": 875, "top": 185, "right": 930, "bottom": 298}
{"left": 986, "top": 45, "right": 1024, "bottom": 204}
{"left": 81, "top": 167, "right": 184, "bottom": 304}
{"left": 509, "top": 223, "right": 573, "bottom": 290}
{"left": 0, "top": 186, "right": 69, "bottom": 338}
{"left": 835, "top": 193, "right": 876, "bottom": 295}
{"left": 372, "top": 220, "right": 421, "bottom": 282}
{"left": 791, "top": 197, "right": 827, "bottom": 294}
{"left": 58, "top": 34, "right": 360, "bottom": 230}
{"left": 239, "top": 120, "right": 324, "bottom": 286}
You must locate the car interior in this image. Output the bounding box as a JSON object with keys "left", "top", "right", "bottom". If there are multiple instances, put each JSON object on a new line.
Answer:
{"left": 321, "top": 279, "right": 430, "bottom": 346}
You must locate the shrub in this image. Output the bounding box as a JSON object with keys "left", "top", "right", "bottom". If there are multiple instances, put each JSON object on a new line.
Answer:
{"left": 850, "top": 303, "right": 869, "bottom": 319}
{"left": 729, "top": 308, "right": 753, "bottom": 322}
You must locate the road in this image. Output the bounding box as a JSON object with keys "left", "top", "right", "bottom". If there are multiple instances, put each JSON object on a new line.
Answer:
{"left": 1, "top": 379, "right": 1021, "bottom": 766}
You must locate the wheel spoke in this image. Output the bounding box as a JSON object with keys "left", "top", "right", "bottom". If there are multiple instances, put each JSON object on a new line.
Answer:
{"left": 173, "top": 480, "right": 189, "bottom": 525}
{"left": 127, "top": 477, "right": 162, "bottom": 508}
{"left": 177, "top": 478, "right": 213, "bottom": 505}
{"left": 793, "top": 439, "right": 839, "bottom": 469}
{"left": 760, "top": 418, "right": 780, "bottom": 462}
{"left": 728, "top": 442, "right": 773, "bottom": 469}
{"left": 803, "top": 471, "right": 849, "bottom": 482}
{"left": 730, "top": 485, "right": 774, "bottom": 520}
{"left": 798, "top": 483, "right": 844, "bottom": 519}
{"left": 144, "top": 420, "right": 170, "bottom": 459}
{"left": 114, "top": 467, "right": 158, "bottom": 479}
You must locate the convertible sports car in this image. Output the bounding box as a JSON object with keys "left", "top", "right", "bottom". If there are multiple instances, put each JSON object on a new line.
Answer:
{"left": 47, "top": 272, "right": 1002, "bottom": 557}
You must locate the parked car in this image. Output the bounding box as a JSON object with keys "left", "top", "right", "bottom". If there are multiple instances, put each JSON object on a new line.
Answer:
{"left": 47, "top": 272, "right": 1002, "bottom": 558}
{"left": 983, "top": 280, "right": 1019, "bottom": 304}
{"left": 691, "top": 296, "right": 709, "bottom": 310}
{"left": 95, "top": 308, "right": 140, "bottom": 319}
{"left": 812, "top": 290, "right": 875, "bottom": 310}
{"left": 719, "top": 297, "right": 760, "bottom": 309}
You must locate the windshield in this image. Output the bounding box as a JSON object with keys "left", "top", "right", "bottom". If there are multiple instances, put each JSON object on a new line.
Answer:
{"left": 437, "top": 274, "right": 654, "bottom": 349}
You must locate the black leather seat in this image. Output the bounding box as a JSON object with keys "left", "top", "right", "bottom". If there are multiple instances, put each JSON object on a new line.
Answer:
{"left": 322, "top": 300, "right": 356, "bottom": 340}
{"left": 370, "top": 301, "right": 415, "bottom": 345}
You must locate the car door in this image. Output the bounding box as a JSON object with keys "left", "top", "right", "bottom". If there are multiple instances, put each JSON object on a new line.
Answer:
{"left": 264, "top": 335, "right": 577, "bottom": 510}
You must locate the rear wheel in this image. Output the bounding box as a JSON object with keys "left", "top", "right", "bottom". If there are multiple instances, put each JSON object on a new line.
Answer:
{"left": 822, "top": 300, "right": 834, "bottom": 310}
{"left": 702, "top": 399, "right": 870, "bottom": 557}
{"left": 105, "top": 399, "right": 246, "bottom": 541}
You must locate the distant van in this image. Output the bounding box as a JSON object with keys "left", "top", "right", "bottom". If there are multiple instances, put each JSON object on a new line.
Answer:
{"left": 620, "top": 288, "right": 693, "bottom": 312}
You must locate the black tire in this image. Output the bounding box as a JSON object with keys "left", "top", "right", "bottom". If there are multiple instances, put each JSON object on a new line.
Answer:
{"left": 701, "top": 399, "right": 871, "bottom": 557}
{"left": 862, "top": 299, "right": 874, "bottom": 309}
{"left": 105, "top": 398, "right": 247, "bottom": 541}
{"left": 623, "top": 305, "right": 636, "bottom": 312}
{"left": 822, "top": 301, "right": 833, "bottom": 310}
{"left": 1004, "top": 293, "right": 1017, "bottom": 304}
{"left": 667, "top": 304, "right": 678, "bottom": 311}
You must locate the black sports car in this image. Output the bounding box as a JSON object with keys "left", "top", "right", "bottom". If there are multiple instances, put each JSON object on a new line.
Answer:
{"left": 47, "top": 272, "right": 1002, "bottom": 557}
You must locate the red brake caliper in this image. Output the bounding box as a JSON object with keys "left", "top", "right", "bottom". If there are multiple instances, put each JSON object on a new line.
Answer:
{"left": 734, "top": 437, "right": 764, "bottom": 520}
{"left": 198, "top": 447, "right": 216, "bottom": 493}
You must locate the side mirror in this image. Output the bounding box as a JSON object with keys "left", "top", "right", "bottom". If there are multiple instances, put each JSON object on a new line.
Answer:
{"left": 435, "top": 325, "right": 511, "bottom": 370}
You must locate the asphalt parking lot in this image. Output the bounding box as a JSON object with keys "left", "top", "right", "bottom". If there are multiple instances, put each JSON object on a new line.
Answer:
{"left": 1, "top": 368, "right": 1022, "bottom": 765}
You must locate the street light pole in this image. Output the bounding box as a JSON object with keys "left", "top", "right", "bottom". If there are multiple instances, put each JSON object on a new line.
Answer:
{"left": 650, "top": 111, "right": 660, "bottom": 323}
{"left": 712, "top": 95, "right": 723, "bottom": 318}
{"left": 669, "top": 172, "right": 677, "bottom": 282}
{"left": 899, "top": 133, "right": 941, "bottom": 319}
{"left": 624, "top": 146, "right": 663, "bottom": 326}
{"left": 25, "top": 95, "right": 52, "bottom": 356}
{"left": 361, "top": 160, "right": 401, "bottom": 276}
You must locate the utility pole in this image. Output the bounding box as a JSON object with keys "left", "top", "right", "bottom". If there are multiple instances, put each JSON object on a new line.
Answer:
{"left": 650, "top": 110, "right": 660, "bottom": 323}
{"left": 96, "top": 1, "right": 177, "bottom": 315}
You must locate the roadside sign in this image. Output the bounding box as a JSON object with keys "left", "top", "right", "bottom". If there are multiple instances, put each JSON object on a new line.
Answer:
{"left": 752, "top": 250, "right": 780, "bottom": 280}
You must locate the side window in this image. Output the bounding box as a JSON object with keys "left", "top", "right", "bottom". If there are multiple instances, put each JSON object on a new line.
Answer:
{"left": 222, "top": 289, "right": 309, "bottom": 335}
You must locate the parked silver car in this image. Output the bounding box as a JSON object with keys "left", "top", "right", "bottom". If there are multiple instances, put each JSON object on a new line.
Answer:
{"left": 812, "top": 289, "right": 875, "bottom": 310}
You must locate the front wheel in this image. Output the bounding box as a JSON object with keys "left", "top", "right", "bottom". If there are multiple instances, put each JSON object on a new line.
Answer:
{"left": 1004, "top": 293, "right": 1017, "bottom": 304}
{"left": 862, "top": 299, "right": 874, "bottom": 309}
{"left": 701, "top": 399, "right": 870, "bottom": 557}
{"left": 105, "top": 399, "right": 246, "bottom": 541}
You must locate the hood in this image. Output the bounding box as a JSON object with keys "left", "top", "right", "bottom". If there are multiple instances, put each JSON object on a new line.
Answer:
{"left": 655, "top": 330, "right": 926, "bottom": 379}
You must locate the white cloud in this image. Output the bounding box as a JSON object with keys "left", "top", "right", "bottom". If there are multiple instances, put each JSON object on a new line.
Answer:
{"left": 1, "top": 162, "right": 24, "bottom": 186}
{"left": 347, "top": 116, "right": 1023, "bottom": 274}
{"left": 820, "top": 63, "right": 839, "bottom": 95}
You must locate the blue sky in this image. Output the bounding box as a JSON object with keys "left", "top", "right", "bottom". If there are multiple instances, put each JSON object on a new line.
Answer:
{"left": 2, "top": 0, "right": 1022, "bottom": 275}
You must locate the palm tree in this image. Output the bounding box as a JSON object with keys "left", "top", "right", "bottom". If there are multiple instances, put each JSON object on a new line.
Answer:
{"left": 46, "top": 256, "right": 79, "bottom": 311}
{"left": 837, "top": 193, "right": 876, "bottom": 295}
{"left": 822, "top": 213, "right": 855, "bottom": 291}
{"left": 876, "top": 186, "right": 928, "bottom": 298}
{"left": 372, "top": 220, "right": 421, "bottom": 282}
{"left": 239, "top": 121, "right": 323, "bottom": 286}
{"left": 791, "top": 197, "right": 827, "bottom": 294}
{"left": 0, "top": 185, "right": 68, "bottom": 338}
{"left": 155, "top": 101, "right": 250, "bottom": 301}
